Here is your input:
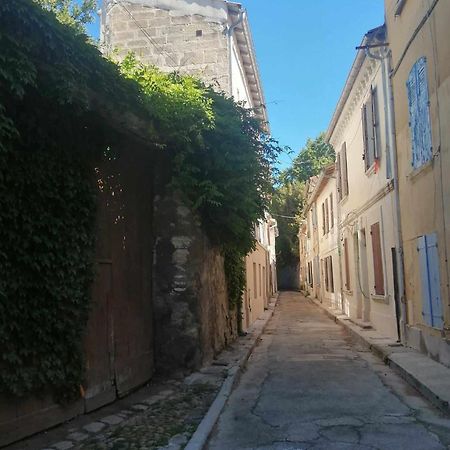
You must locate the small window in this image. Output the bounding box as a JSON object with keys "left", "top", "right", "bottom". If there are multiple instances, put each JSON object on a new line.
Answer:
{"left": 371, "top": 222, "right": 385, "bottom": 295}
{"left": 362, "top": 86, "right": 380, "bottom": 171}
{"left": 196, "top": 30, "right": 203, "bottom": 37}
{"left": 407, "top": 57, "right": 432, "bottom": 169}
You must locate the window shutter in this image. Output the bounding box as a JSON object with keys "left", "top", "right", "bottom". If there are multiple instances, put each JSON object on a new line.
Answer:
{"left": 362, "top": 104, "right": 369, "bottom": 169}
{"left": 418, "top": 236, "right": 432, "bottom": 326}
{"left": 407, "top": 57, "right": 432, "bottom": 169}
{"left": 426, "top": 234, "right": 443, "bottom": 328}
{"left": 366, "top": 94, "right": 375, "bottom": 168}
{"left": 344, "top": 238, "right": 350, "bottom": 290}
{"left": 329, "top": 256, "right": 335, "bottom": 293}
{"left": 417, "top": 57, "right": 432, "bottom": 166}
{"left": 342, "top": 143, "right": 349, "bottom": 197}
{"left": 337, "top": 153, "right": 342, "bottom": 201}
{"left": 325, "top": 198, "right": 329, "bottom": 233}
{"left": 371, "top": 222, "right": 385, "bottom": 295}
{"left": 371, "top": 87, "right": 380, "bottom": 160}
{"left": 322, "top": 202, "right": 326, "bottom": 235}
{"left": 330, "top": 194, "right": 334, "bottom": 229}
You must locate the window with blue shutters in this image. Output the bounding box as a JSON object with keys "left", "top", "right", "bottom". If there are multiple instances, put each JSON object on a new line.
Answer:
{"left": 406, "top": 57, "right": 433, "bottom": 169}
{"left": 417, "top": 233, "right": 443, "bottom": 329}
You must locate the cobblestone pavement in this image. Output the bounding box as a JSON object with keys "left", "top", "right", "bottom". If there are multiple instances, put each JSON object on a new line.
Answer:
{"left": 207, "top": 291, "right": 450, "bottom": 450}
{"left": 75, "top": 383, "right": 218, "bottom": 450}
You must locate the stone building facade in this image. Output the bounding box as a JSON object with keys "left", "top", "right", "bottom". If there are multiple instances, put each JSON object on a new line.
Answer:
{"left": 101, "top": 0, "right": 267, "bottom": 123}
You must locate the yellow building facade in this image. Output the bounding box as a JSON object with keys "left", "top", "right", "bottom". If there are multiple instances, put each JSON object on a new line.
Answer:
{"left": 386, "top": 0, "right": 450, "bottom": 366}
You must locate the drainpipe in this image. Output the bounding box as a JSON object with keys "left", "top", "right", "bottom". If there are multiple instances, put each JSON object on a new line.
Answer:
{"left": 226, "top": 8, "right": 246, "bottom": 97}
{"left": 366, "top": 46, "right": 407, "bottom": 343}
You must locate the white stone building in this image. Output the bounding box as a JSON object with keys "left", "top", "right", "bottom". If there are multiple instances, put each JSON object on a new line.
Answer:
{"left": 326, "top": 25, "right": 401, "bottom": 340}
{"left": 303, "top": 164, "right": 341, "bottom": 310}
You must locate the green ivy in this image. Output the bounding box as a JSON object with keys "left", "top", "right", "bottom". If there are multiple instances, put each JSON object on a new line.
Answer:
{"left": 0, "top": 0, "right": 281, "bottom": 401}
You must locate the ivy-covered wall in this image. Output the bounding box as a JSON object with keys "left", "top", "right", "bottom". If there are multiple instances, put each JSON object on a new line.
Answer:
{"left": 0, "top": 1, "right": 280, "bottom": 444}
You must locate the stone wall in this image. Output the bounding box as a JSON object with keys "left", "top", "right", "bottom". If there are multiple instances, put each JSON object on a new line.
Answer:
{"left": 105, "top": 1, "right": 230, "bottom": 90}
{"left": 153, "top": 188, "right": 237, "bottom": 373}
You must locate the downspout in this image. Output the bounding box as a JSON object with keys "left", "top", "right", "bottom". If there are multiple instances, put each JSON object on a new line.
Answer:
{"left": 366, "top": 46, "right": 407, "bottom": 343}
{"left": 226, "top": 8, "right": 246, "bottom": 96}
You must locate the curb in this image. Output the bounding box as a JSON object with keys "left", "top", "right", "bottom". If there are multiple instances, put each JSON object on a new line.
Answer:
{"left": 310, "top": 297, "right": 450, "bottom": 416}
{"left": 185, "top": 294, "right": 279, "bottom": 450}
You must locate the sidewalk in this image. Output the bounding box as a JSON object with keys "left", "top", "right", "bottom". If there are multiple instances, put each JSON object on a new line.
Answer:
{"left": 6, "top": 297, "right": 278, "bottom": 450}
{"left": 311, "top": 297, "right": 450, "bottom": 416}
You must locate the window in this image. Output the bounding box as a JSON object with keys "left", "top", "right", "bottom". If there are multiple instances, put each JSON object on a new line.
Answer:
{"left": 407, "top": 57, "right": 432, "bottom": 170}
{"left": 362, "top": 86, "right": 380, "bottom": 171}
{"left": 343, "top": 238, "right": 351, "bottom": 290}
{"left": 418, "top": 233, "right": 443, "bottom": 328}
{"left": 330, "top": 194, "right": 334, "bottom": 229}
{"left": 370, "top": 222, "right": 385, "bottom": 295}
{"left": 337, "top": 143, "right": 349, "bottom": 200}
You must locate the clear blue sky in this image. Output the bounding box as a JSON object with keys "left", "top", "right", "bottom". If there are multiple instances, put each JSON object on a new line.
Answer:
{"left": 88, "top": 1, "right": 384, "bottom": 168}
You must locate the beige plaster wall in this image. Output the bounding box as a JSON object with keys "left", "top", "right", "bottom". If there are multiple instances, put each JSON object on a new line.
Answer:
{"left": 386, "top": 0, "right": 450, "bottom": 340}
{"left": 242, "top": 242, "right": 269, "bottom": 332}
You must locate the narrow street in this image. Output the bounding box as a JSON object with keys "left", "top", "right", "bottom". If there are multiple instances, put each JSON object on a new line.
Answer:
{"left": 207, "top": 292, "right": 450, "bottom": 450}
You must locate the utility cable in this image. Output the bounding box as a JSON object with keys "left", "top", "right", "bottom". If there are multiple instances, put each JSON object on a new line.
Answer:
{"left": 116, "top": 0, "right": 179, "bottom": 69}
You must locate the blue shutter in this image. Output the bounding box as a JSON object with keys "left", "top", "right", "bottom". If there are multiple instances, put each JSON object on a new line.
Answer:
{"left": 418, "top": 236, "right": 432, "bottom": 326}
{"left": 407, "top": 65, "right": 419, "bottom": 168}
{"left": 418, "top": 233, "right": 443, "bottom": 329}
{"left": 417, "top": 58, "right": 433, "bottom": 166}
{"left": 407, "top": 57, "right": 432, "bottom": 169}
{"left": 426, "top": 233, "right": 443, "bottom": 328}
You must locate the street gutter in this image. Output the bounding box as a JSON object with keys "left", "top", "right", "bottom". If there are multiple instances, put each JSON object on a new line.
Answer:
{"left": 185, "top": 294, "right": 279, "bottom": 450}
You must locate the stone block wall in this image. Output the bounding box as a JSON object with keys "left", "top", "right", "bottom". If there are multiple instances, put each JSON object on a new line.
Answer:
{"left": 153, "top": 189, "right": 237, "bottom": 373}
{"left": 105, "top": 2, "right": 230, "bottom": 91}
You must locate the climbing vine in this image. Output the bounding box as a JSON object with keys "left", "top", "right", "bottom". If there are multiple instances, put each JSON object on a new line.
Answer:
{"left": 0, "top": 0, "right": 280, "bottom": 400}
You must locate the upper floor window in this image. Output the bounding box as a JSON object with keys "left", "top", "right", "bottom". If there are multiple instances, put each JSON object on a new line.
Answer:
{"left": 337, "top": 142, "right": 349, "bottom": 201}
{"left": 362, "top": 86, "right": 380, "bottom": 171}
{"left": 407, "top": 57, "right": 433, "bottom": 170}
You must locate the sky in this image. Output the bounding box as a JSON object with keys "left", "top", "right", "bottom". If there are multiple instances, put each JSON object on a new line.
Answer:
{"left": 87, "top": 1, "right": 385, "bottom": 168}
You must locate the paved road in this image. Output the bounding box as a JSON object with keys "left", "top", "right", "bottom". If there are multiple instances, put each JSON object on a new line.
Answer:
{"left": 207, "top": 291, "right": 450, "bottom": 450}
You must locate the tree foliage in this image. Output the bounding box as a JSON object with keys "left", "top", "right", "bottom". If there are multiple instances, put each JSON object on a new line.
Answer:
{"left": 272, "top": 133, "right": 335, "bottom": 276}
{"left": 118, "top": 54, "right": 280, "bottom": 305}
{"left": 33, "top": 0, "right": 96, "bottom": 33}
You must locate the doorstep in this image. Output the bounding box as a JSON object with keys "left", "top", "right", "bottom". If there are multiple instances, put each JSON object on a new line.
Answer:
{"left": 311, "top": 298, "right": 450, "bottom": 416}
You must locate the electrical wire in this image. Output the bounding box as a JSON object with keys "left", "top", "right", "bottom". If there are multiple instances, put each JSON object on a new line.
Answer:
{"left": 116, "top": 0, "right": 179, "bottom": 69}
